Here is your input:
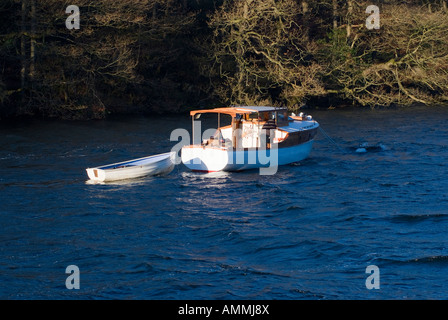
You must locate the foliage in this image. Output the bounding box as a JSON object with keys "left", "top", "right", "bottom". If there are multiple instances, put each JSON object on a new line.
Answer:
{"left": 207, "top": 0, "right": 326, "bottom": 107}
{"left": 0, "top": 0, "right": 447, "bottom": 119}
{"left": 317, "top": 1, "right": 448, "bottom": 107}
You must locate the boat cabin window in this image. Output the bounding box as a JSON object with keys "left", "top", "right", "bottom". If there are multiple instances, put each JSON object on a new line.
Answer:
{"left": 220, "top": 113, "right": 232, "bottom": 127}
{"left": 258, "top": 112, "right": 271, "bottom": 121}
{"left": 277, "top": 111, "right": 289, "bottom": 126}
{"left": 247, "top": 113, "right": 258, "bottom": 120}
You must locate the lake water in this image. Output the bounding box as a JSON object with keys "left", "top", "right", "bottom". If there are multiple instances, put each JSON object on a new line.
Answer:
{"left": 1, "top": 105, "right": 447, "bottom": 299}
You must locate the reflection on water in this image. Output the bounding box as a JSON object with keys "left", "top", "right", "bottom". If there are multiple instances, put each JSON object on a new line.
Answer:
{"left": 85, "top": 178, "right": 149, "bottom": 187}
{"left": 1, "top": 107, "right": 448, "bottom": 299}
{"left": 181, "top": 170, "right": 232, "bottom": 180}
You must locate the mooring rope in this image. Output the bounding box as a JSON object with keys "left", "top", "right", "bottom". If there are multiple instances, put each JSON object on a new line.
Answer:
{"left": 318, "top": 126, "right": 346, "bottom": 153}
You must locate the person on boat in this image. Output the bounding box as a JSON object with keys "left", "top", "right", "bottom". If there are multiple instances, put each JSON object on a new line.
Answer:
{"left": 204, "top": 129, "right": 225, "bottom": 147}
{"left": 261, "top": 112, "right": 276, "bottom": 147}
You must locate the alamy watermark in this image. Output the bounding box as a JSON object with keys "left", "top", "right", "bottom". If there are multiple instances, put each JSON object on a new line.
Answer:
{"left": 65, "top": 265, "right": 80, "bottom": 290}
{"left": 366, "top": 5, "right": 380, "bottom": 30}
{"left": 365, "top": 265, "right": 380, "bottom": 290}
{"left": 170, "top": 124, "right": 279, "bottom": 176}
{"left": 65, "top": 4, "right": 379, "bottom": 31}
{"left": 63, "top": 264, "right": 380, "bottom": 291}
{"left": 61, "top": 3, "right": 381, "bottom": 176}
{"left": 66, "top": 5, "right": 80, "bottom": 30}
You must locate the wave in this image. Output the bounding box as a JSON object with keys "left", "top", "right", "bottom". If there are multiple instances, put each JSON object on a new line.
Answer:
{"left": 373, "top": 255, "right": 448, "bottom": 266}
{"left": 388, "top": 213, "right": 448, "bottom": 223}
{"left": 407, "top": 255, "right": 448, "bottom": 265}
{"left": 272, "top": 204, "right": 306, "bottom": 213}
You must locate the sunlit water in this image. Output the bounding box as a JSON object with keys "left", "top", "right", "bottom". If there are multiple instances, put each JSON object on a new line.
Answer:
{"left": 1, "top": 106, "right": 447, "bottom": 299}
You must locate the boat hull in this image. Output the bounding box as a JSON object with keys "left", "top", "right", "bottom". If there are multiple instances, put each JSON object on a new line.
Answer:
{"left": 181, "top": 140, "right": 314, "bottom": 173}
{"left": 86, "top": 152, "right": 175, "bottom": 182}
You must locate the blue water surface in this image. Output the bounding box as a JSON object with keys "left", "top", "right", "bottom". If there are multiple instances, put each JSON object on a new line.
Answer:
{"left": 1, "top": 106, "right": 447, "bottom": 299}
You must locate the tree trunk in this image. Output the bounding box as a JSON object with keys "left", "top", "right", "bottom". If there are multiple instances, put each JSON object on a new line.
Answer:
{"left": 346, "top": 0, "right": 353, "bottom": 41}
{"left": 443, "top": 1, "right": 447, "bottom": 12}
{"left": 29, "top": 0, "right": 36, "bottom": 87}
{"left": 20, "top": 0, "right": 27, "bottom": 100}
{"left": 236, "top": 0, "right": 250, "bottom": 103}
{"left": 152, "top": 2, "right": 157, "bottom": 26}
{"left": 302, "top": 1, "right": 309, "bottom": 41}
{"left": 332, "top": 0, "right": 338, "bottom": 30}
{"left": 243, "top": 0, "right": 249, "bottom": 19}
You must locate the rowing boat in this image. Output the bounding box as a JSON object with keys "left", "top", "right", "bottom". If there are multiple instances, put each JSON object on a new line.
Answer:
{"left": 86, "top": 152, "right": 175, "bottom": 182}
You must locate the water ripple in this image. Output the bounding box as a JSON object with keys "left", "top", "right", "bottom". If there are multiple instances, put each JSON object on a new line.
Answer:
{"left": 2, "top": 107, "right": 448, "bottom": 299}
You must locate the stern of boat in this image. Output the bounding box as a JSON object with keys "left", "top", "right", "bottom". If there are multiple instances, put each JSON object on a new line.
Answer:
{"left": 86, "top": 168, "right": 106, "bottom": 182}
{"left": 181, "top": 146, "right": 230, "bottom": 172}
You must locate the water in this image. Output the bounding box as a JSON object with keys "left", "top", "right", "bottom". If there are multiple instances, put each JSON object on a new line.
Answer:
{"left": 1, "top": 106, "right": 447, "bottom": 300}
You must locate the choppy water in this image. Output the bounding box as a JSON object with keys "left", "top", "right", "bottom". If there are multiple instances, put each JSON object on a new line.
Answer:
{"left": 1, "top": 106, "right": 447, "bottom": 299}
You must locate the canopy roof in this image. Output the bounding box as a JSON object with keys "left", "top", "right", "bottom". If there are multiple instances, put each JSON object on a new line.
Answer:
{"left": 190, "top": 106, "right": 286, "bottom": 117}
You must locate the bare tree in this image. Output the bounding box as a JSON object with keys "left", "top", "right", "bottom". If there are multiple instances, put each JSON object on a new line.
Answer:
{"left": 322, "top": 2, "right": 448, "bottom": 106}
{"left": 23, "top": 0, "right": 196, "bottom": 118}
{"left": 209, "top": 0, "right": 325, "bottom": 107}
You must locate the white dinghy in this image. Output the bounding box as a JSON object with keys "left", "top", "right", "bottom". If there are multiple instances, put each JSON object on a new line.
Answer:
{"left": 86, "top": 152, "right": 175, "bottom": 182}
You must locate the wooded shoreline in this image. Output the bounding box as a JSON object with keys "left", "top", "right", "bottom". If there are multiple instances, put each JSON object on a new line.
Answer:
{"left": 1, "top": 0, "right": 447, "bottom": 120}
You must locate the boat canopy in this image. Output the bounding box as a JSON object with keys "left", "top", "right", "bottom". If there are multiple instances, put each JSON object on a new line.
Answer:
{"left": 190, "top": 106, "right": 286, "bottom": 117}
